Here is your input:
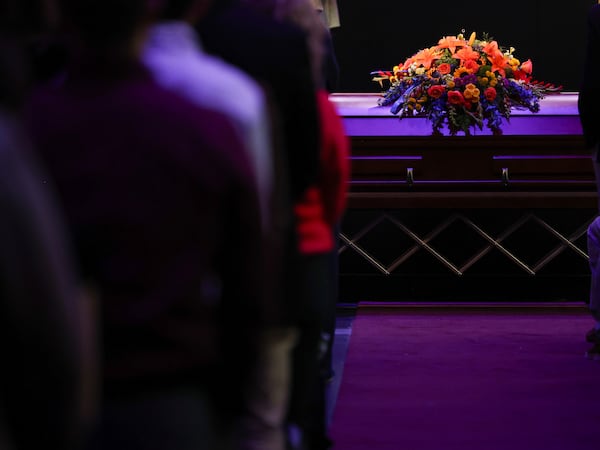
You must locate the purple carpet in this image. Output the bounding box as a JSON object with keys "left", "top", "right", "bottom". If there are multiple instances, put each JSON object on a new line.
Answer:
{"left": 329, "top": 305, "right": 600, "bottom": 450}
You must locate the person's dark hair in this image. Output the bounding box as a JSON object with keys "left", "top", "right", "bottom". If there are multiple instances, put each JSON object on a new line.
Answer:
{"left": 58, "top": 0, "right": 150, "bottom": 51}
{"left": 0, "top": 0, "right": 51, "bottom": 35}
{"left": 0, "top": 0, "right": 50, "bottom": 110}
{"left": 0, "top": 37, "right": 29, "bottom": 110}
{"left": 160, "top": 0, "right": 194, "bottom": 20}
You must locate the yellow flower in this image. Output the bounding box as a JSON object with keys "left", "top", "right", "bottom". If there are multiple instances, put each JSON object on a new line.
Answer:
{"left": 479, "top": 77, "right": 489, "bottom": 86}
{"left": 468, "top": 32, "right": 476, "bottom": 46}
{"left": 463, "top": 84, "right": 480, "bottom": 102}
{"left": 453, "top": 67, "right": 470, "bottom": 78}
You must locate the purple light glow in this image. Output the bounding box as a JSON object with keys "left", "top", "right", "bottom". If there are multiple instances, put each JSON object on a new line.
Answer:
{"left": 350, "top": 156, "right": 423, "bottom": 160}
{"left": 493, "top": 155, "right": 591, "bottom": 160}
{"left": 351, "top": 179, "right": 594, "bottom": 184}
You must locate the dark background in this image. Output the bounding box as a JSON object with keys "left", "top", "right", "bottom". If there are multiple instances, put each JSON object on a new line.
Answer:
{"left": 330, "top": 1, "right": 596, "bottom": 93}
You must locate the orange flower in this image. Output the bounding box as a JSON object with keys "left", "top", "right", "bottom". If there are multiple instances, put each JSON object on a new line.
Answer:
{"left": 462, "top": 59, "right": 480, "bottom": 73}
{"left": 437, "top": 36, "right": 466, "bottom": 54}
{"left": 482, "top": 40, "right": 500, "bottom": 57}
{"left": 489, "top": 52, "right": 508, "bottom": 77}
{"left": 437, "top": 63, "right": 452, "bottom": 75}
{"left": 454, "top": 46, "right": 480, "bottom": 62}
{"left": 413, "top": 47, "right": 442, "bottom": 69}
{"left": 400, "top": 56, "right": 415, "bottom": 70}
{"left": 520, "top": 59, "right": 533, "bottom": 74}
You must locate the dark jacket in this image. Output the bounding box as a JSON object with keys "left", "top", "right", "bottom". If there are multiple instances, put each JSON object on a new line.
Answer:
{"left": 198, "top": 2, "right": 321, "bottom": 202}
{"left": 25, "top": 61, "right": 265, "bottom": 414}
{"left": 198, "top": 3, "right": 322, "bottom": 323}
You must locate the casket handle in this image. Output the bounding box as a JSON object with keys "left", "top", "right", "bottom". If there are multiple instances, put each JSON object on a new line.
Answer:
{"left": 406, "top": 167, "right": 414, "bottom": 186}
{"left": 501, "top": 167, "right": 510, "bottom": 186}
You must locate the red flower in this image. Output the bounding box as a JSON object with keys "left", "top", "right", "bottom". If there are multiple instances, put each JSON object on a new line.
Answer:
{"left": 447, "top": 90, "right": 465, "bottom": 105}
{"left": 437, "top": 63, "right": 452, "bottom": 75}
{"left": 427, "top": 85, "right": 445, "bottom": 99}
{"left": 462, "top": 59, "right": 480, "bottom": 73}
{"left": 484, "top": 87, "right": 497, "bottom": 101}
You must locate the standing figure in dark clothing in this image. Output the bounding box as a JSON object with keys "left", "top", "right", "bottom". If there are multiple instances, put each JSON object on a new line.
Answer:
{"left": 198, "top": 0, "right": 321, "bottom": 204}
{"left": 199, "top": 2, "right": 348, "bottom": 450}
{"left": 579, "top": 3, "right": 600, "bottom": 361}
{"left": 26, "top": 0, "right": 267, "bottom": 448}
{"left": 197, "top": 3, "right": 322, "bottom": 449}
{"left": 269, "top": 4, "right": 349, "bottom": 450}
{"left": 1, "top": 2, "right": 88, "bottom": 449}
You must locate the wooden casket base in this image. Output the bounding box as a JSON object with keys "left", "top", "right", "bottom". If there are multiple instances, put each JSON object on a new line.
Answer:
{"left": 331, "top": 93, "right": 596, "bottom": 303}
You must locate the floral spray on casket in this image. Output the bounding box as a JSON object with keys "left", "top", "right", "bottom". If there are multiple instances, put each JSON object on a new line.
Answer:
{"left": 372, "top": 31, "right": 562, "bottom": 136}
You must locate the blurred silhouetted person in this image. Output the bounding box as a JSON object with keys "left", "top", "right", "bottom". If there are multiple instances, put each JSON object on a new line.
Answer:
{"left": 142, "top": 0, "right": 275, "bottom": 231}
{"left": 1, "top": 1, "right": 87, "bottom": 448}
{"left": 265, "top": 2, "right": 348, "bottom": 449}
{"left": 197, "top": 2, "right": 323, "bottom": 449}
{"left": 25, "top": 0, "right": 267, "bottom": 448}
{"left": 200, "top": 2, "right": 349, "bottom": 449}
{"left": 579, "top": 2, "right": 600, "bottom": 360}
{"left": 198, "top": 0, "right": 320, "bottom": 204}
{"left": 143, "top": 2, "right": 294, "bottom": 449}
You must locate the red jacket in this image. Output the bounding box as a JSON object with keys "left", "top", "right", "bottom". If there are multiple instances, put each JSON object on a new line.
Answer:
{"left": 294, "top": 89, "right": 350, "bottom": 254}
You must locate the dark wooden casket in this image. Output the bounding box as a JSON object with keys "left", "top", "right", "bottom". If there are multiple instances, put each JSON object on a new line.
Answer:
{"left": 330, "top": 93, "right": 597, "bottom": 303}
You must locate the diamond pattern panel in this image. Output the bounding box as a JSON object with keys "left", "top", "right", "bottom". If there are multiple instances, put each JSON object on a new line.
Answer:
{"left": 339, "top": 209, "right": 596, "bottom": 277}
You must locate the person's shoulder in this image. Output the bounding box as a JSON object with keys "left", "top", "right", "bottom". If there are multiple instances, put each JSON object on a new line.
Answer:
{"left": 183, "top": 48, "right": 266, "bottom": 110}
{"left": 124, "top": 81, "right": 253, "bottom": 182}
{"left": 140, "top": 82, "right": 240, "bottom": 141}
{"left": 152, "top": 85, "right": 248, "bottom": 158}
{"left": 143, "top": 41, "right": 266, "bottom": 120}
{"left": 205, "top": 63, "right": 266, "bottom": 122}
{"left": 589, "top": 4, "right": 600, "bottom": 21}
{"left": 197, "top": 51, "right": 261, "bottom": 91}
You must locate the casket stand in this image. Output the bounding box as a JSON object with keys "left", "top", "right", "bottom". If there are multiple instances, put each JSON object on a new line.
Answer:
{"left": 331, "top": 92, "right": 596, "bottom": 303}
